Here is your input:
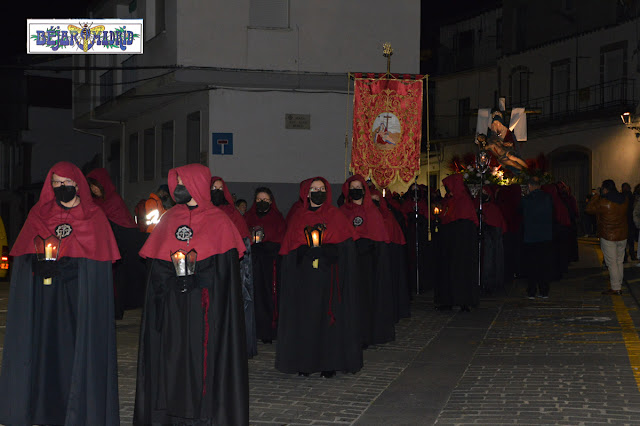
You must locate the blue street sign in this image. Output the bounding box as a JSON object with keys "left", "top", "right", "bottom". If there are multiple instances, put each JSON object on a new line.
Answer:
{"left": 212, "top": 133, "right": 233, "bottom": 155}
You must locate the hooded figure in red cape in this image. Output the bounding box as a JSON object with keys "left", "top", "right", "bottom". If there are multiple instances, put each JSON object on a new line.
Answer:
{"left": 340, "top": 175, "right": 394, "bottom": 346}
{"left": 244, "top": 186, "right": 286, "bottom": 342}
{"left": 541, "top": 183, "right": 573, "bottom": 280}
{"left": 285, "top": 178, "right": 314, "bottom": 223}
{"left": 87, "top": 168, "right": 148, "bottom": 317}
{"left": 436, "top": 174, "right": 479, "bottom": 311}
{"left": 276, "top": 177, "right": 362, "bottom": 377}
{"left": 211, "top": 176, "right": 257, "bottom": 358}
{"left": 370, "top": 188, "right": 411, "bottom": 321}
{"left": 474, "top": 185, "right": 506, "bottom": 295}
{"left": 0, "top": 161, "right": 121, "bottom": 426}
{"left": 134, "top": 164, "right": 249, "bottom": 426}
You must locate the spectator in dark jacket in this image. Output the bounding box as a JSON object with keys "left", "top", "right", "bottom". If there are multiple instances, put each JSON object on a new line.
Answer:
{"left": 520, "top": 176, "right": 554, "bottom": 299}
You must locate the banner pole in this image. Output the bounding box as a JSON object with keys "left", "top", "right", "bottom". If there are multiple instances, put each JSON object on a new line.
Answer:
{"left": 426, "top": 77, "right": 431, "bottom": 243}
{"left": 345, "top": 73, "right": 351, "bottom": 180}
{"left": 414, "top": 178, "right": 420, "bottom": 295}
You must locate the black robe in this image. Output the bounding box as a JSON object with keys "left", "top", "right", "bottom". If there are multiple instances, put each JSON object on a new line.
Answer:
{"left": 276, "top": 241, "right": 362, "bottom": 374}
{"left": 240, "top": 238, "right": 258, "bottom": 358}
{"left": 111, "top": 221, "right": 148, "bottom": 316}
{"left": 251, "top": 241, "right": 281, "bottom": 341}
{"left": 435, "top": 219, "right": 480, "bottom": 307}
{"left": 0, "top": 255, "right": 120, "bottom": 425}
{"left": 134, "top": 250, "right": 249, "bottom": 425}
{"left": 405, "top": 211, "right": 431, "bottom": 294}
{"left": 389, "top": 242, "right": 410, "bottom": 322}
{"left": 355, "top": 238, "right": 395, "bottom": 346}
{"left": 480, "top": 225, "right": 505, "bottom": 295}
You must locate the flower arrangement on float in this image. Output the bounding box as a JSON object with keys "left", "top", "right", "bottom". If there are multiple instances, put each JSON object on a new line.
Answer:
{"left": 448, "top": 152, "right": 554, "bottom": 186}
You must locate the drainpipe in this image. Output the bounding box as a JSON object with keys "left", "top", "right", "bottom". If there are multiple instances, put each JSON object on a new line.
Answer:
{"left": 88, "top": 112, "right": 125, "bottom": 199}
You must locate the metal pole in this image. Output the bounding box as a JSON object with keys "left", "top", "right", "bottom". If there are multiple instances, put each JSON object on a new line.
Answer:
{"left": 414, "top": 178, "right": 420, "bottom": 295}
{"left": 478, "top": 173, "right": 483, "bottom": 291}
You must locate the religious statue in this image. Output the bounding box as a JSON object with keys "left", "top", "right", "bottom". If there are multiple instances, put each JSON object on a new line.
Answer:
{"left": 476, "top": 110, "right": 528, "bottom": 173}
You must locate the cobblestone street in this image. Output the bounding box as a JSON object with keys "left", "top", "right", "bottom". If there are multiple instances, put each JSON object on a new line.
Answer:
{"left": 3, "top": 239, "right": 640, "bottom": 424}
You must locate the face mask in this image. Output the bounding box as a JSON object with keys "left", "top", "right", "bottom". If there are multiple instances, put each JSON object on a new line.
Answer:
{"left": 372, "top": 199, "right": 380, "bottom": 207}
{"left": 309, "top": 191, "right": 327, "bottom": 205}
{"left": 210, "top": 189, "right": 225, "bottom": 206}
{"left": 54, "top": 185, "right": 77, "bottom": 203}
{"left": 256, "top": 200, "right": 271, "bottom": 213}
{"left": 173, "top": 185, "right": 192, "bottom": 204}
{"left": 349, "top": 188, "right": 364, "bottom": 201}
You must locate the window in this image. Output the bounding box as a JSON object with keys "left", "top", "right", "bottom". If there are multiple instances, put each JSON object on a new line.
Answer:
{"left": 456, "top": 30, "right": 474, "bottom": 70}
{"left": 551, "top": 60, "right": 570, "bottom": 114}
{"left": 156, "top": 0, "right": 166, "bottom": 33}
{"left": 186, "top": 112, "right": 201, "bottom": 164}
{"left": 249, "top": 0, "right": 289, "bottom": 29}
{"left": 100, "top": 70, "right": 114, "bottom": 105}
{"left": 161, "top": 121, "right": 174, "bottom": 177}
{"left": 458, "top": 97, "right": 471, "bottom": 136}
{"left": 143, "top": 127, "right": 155, "bottom": 181}
{"left": 600, "top": 42, "right": 628, "bottom": 104}
{"left": 510, "top": 67, "right": 529, "bottom": 106}
{"left": 513, "top": 5, "right": 527, "bottom": 52}
{"left": 122, "top": 56, "right": 137, "bottom": 93}
{"left": 108, "top": 139, "right": 121, "bottom": 194}
{"left": 128, "top": 132, "right": 139, "bottom": 183}
{"left": 495, "top": 18, "right": 502, "bottom": 50}
{"left": 145, "top": 0, "right": 166, "bottom": 40}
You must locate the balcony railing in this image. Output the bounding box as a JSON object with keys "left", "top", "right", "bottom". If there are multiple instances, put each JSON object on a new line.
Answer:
{"left": 431, "top": 78, "right": 636, "bottom": 140}
{"left": 526, "top": 78, "right": 635, "bottom": 122}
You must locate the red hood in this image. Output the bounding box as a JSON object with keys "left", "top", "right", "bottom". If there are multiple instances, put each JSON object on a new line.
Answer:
{"left": 441, "top": 174, "right": 478, "bottom": 226}
{"left": 339, "top": 174, "right": 389, "bottom": 242}
{"left": 139, "top": 165, "right": 245, "bottom": 261}
{"left": 210, "top": 175, "right": 250, "bottom": 238}
{"left": 11, "top": 161, "right": 120, "bottom": 261}
{"left": 169, "top": 164, "right": 213, "bottom": 206}
{"left": 87, "top": 168, "right": 137, "bottom": 228}
{"left": 341, "top": 174, "right": 375, "bottom": 209}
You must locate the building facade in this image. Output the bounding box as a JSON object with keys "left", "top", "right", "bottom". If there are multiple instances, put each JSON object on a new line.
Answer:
{"left": 73, "top": 0, "right": 421, "bottom": 210}
{"left": 431, "top": 0, "right": 640, "bottom": 220}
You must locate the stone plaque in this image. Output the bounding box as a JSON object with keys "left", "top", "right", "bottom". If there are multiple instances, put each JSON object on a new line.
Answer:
{"left": 285, "top": 114, "right": 311, "bottom": 130}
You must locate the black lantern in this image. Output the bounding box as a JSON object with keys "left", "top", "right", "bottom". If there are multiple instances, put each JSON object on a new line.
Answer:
{"left": 34, "top": 235, "right": 59, "bottom": 285}
{"left": 170, "top": 249, "right": 197, "bottom": 293}
{"left": 251, "top": 226, "right": 265, "bottom": 244}
{"left": 171, "top": 249, "right": 197, "bottom": 277}
{"left": 304, "top": 224, "right": 326, "bottom": 248}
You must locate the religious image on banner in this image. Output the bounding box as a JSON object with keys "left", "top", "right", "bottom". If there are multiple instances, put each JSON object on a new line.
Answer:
{"left": 350, "top": 76, "right": 423, "bottom": 191}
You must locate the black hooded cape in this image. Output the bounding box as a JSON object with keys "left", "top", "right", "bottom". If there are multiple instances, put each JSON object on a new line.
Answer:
{"left": 0, "top": 255, "right": 120, "bottom": 425}
{"left": 275, "top": 242, "right": 363, "bottom": 374}
{"left": 251, "top": 241, "right": 281, "bottom": 341}
{"left": 133, "top": 251, "right": 248, "bottom": 425}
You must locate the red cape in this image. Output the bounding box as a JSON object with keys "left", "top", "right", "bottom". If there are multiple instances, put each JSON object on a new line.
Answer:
{"left": 139, "top": 164, "right": 245, "bottom": 261}
{"left": 541, "top": 183, "right": 572, "bottom": 227}
{"left": 496, "top": 184, "right": 523, "bottom": 233}
{"left": 339, "top": 174, "right": 389, "bottom": 243}
{"left": 441, "top": 174, "right": 479, "bottom": 226}
{"left": 474, "top": 186, "right": 507, "bottom": 233}
{"left": 370, "top": 188, "right": 406, "bottom": 245}
{"left": 87, "top": 168, "right": 137, "bottom": 228}
{"left": 11, "top": 161, "right": 120, "bottom": 262}
{"left": 211, "top": 176, "right": 250, "bottom": 239}
{"left": 285, "top": 178, "right": 314, "bottom": 224}
{"left": 279, "top": 177, "right": 355, "bottom": 255}
{"left": 244, "top": 193, "right": 286, "bottom": 244}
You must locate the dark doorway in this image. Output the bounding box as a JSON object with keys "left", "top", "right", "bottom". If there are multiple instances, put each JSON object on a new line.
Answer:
{"left": 549, "top": 146, "right": 591, "bottom": 234}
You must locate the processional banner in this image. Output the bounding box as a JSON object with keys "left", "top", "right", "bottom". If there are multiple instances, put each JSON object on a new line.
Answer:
{"left": 350, "top": 74, "right": 423, "bottom": 190}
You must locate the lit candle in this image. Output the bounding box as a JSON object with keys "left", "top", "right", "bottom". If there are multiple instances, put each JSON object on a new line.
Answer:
{"left": 434, "top": 207, "right": 440, "bottom": 215}
{"left": 383, "top": 188, "right": 386, "bottom": 197}
{"left": 175, "top": 252, "right": 186, "bottom": 276}
{"left": 311, "top": 230, "right": 320, "bottom": 247}
{"left": 45, "top": 243, "right": 53, "bottom": 260}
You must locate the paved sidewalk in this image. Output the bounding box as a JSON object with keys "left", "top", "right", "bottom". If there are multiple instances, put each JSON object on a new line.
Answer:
{"left": 2, "top": 239, "right": 640, "bottom": 425}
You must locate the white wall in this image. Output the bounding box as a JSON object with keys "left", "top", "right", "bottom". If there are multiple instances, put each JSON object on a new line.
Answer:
{"left": 178, "top": 0, "right": 420, "bottom": 73}
{"left": 208, "top": 89, "right": 352, "bottom": 184}
{"left": 22, "top": 107, "right": 102, "bottom": 183}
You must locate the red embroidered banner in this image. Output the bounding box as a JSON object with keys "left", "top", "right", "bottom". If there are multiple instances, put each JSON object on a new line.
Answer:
{"left": 350, "top": 77, "right": 423, "bottom": 190}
